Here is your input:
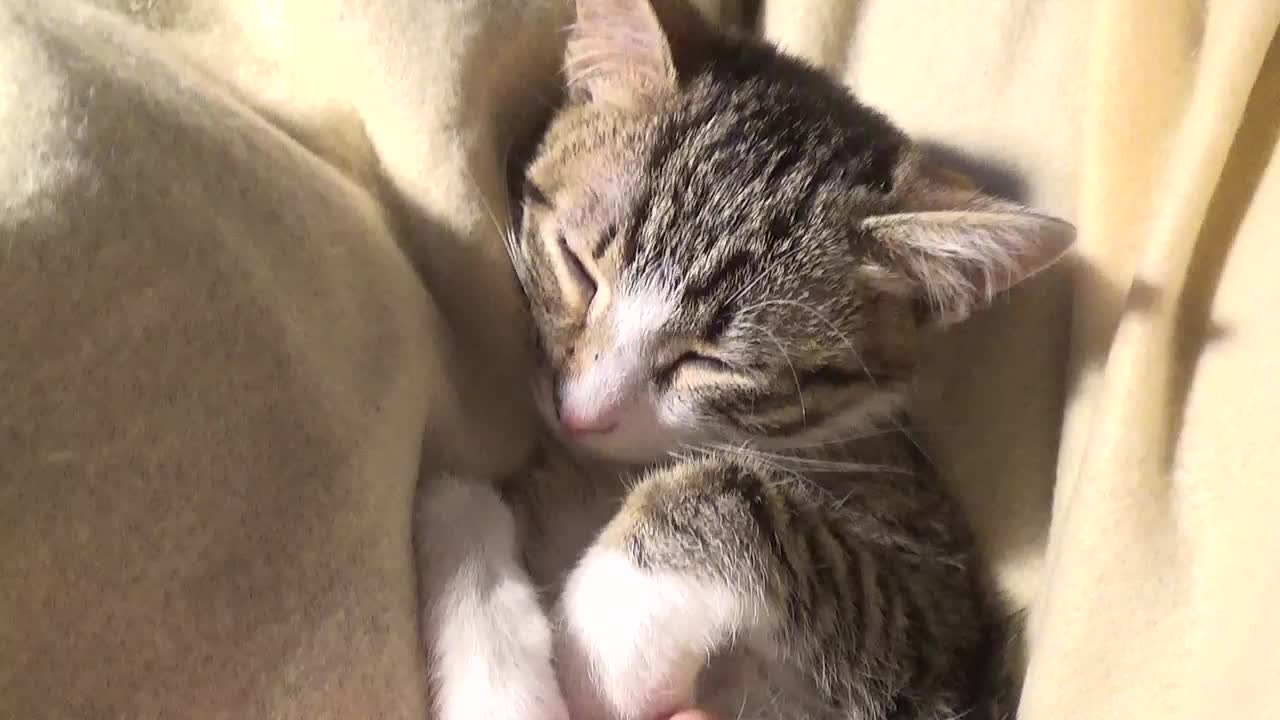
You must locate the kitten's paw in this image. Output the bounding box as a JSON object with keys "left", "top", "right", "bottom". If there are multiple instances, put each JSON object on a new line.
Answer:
{"left": 418, "top": 474, "right": 571, "bottom": 720}
{"left": 435, "top": 653, "right": 570, "bottom": 720}
{"left": 432, "top": 568, "right": 568, "bottom": 712}
{"left": 557, "top": 547, "right": 753, "bottom": 720}
{"left": 432, "top": 574, "right": 572, "bottom": 720}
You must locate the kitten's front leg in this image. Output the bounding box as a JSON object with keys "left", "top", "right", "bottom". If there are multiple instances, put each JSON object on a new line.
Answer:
{"left": 555, "top": 458, "right": 786, "bottom": 720}
{"left": 557, "top": 456, "right": 959, "bottom": 720}
{"left": 415, "top": 473, "right": 569, "bottom": 720}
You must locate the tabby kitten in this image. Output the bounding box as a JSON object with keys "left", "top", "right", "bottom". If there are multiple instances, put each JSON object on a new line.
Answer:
{"left": 415, "top": 1, "right": 1074, "bottom": 719}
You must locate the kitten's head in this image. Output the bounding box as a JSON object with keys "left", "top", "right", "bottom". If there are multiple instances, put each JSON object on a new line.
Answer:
{"left": 509, "top": 0, "right": 1073, "bottom": 463}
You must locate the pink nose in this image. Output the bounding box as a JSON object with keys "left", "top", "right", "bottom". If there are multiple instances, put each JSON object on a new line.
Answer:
{"left": 558, "top": 403, "right": 620, "bottom": 435}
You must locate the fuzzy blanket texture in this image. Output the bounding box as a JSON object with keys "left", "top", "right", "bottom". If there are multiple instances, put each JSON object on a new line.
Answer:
{"left": 1, "top": 1, "right": 1278, "bottom": 718}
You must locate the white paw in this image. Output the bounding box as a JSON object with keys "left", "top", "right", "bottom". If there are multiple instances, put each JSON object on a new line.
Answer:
{"left": 431, "top": 567, "right": 570, "bottom": 720}
{"left": 418, "top": 474, "right": 570, "bottom": 720}
{"left": 556, "top": 547, "right": 759, "bottom": 720}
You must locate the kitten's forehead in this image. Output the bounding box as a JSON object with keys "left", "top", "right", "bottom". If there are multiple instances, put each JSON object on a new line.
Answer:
{"left": 558, "top": 151, "right": 645, "bottom": 230}
{"left": 611, "top": 282, "right": 680, "bottom": 347}
{"left": 611, "top": 62, "right": 906, "bottom": 281}
{"left": 525, "top": 31, "right": 913, "bottom": 346}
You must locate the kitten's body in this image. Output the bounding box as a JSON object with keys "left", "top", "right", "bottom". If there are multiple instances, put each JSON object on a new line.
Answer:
{"left": 421, "top": 430, "right": 1000, "bottom": 720}
{"left": 416, "top": 2, "right": 1072, "bottom": 719}
{"left": 509, "top": 431, "right": 998, "bottom": 720}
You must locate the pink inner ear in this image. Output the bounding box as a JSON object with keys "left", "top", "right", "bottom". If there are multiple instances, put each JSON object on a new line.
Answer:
{"left": 566, "top": 0, "right": 677, "bottom": 104}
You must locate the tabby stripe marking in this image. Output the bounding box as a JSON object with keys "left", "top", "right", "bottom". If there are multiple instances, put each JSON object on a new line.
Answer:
{"left": 898, "top": 572, "right": 935, "bottom": 689}
{"left": 590, "top": 220, "right": 619, "bottom": 259}
{"left": 858, "top": 546, "right": 884, "bottom": 657}
{"left": 884, "top": 572, "right": 910, "bottom": 672}
{"left": 829, "top": 524, "right": 867, "bottom": 659}
{"left": 619, "top": 187, "right": 653, "bottom": 269}
{"left": 799, "top": 519, "right": 839, "bottom": 632}
{"left": 715, "top": 363, "right": 875, "bottom": 418}
{"left": 684, "top": 250, "right": 754, "bottom": 304}
{"left": 765, "top": 144, "right": 804, "bottom": 186}
{"left": 775, "top": 490, "right": 816, "bottom": 608}
{"left": 703, "top": 301, "right": 736, "bottom": 343}
{"left": 812, "top": 522, "right": 855, "bottom": 631}
{"left": 796, "top": 364, "right": 876, "bottom": 388}
{"left": 731, "top": 465, "right": 803, "bottom": 618}
{"left": 523, "top": 178, "right": 551, "bottom": 208}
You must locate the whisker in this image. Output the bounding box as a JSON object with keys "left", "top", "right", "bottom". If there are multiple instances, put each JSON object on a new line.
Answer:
{"left": 727, "top": 244, "right": 805, "bottom": 305}
{"left": 458, "top": 152, "right": 536, "bottom": 296}
{"left": 705, "top": 443, "right": 908, "bottom": 476}
{"left": 737, "top": 297, "right": 932, "bottom": 464}
{"left": 682, "top": 442, "right": 807, "bottom": 485}
{"left": 736, "top": 320, "right": 806, "bottom": 428}
{"left": 782, "top": 426, "right": 902, "bottom": 450}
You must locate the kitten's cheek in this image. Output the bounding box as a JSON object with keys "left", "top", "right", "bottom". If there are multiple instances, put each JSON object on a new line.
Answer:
{"left": 658, "top": 394, "right": 699, "bottom": 428}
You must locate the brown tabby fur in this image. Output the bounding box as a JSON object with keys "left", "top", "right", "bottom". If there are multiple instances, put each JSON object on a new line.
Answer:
{"left": 491, "top": 1, "right": 1073, "bottom": 718}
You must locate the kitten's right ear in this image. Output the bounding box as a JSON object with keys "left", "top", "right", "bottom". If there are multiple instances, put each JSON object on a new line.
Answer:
{"left": 565, "top": 0, "right": 712, "bottom": 109}
{"left": 859, "top": 167, "right": 1075, "bottom": 325}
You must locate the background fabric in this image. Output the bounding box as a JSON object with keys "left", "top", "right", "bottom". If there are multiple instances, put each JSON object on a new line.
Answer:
{"left": 1, "top": 1, "right": 1276, "bottom": 718}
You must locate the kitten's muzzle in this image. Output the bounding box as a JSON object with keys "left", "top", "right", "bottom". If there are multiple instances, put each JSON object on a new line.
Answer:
{"left": 556, "top": 398, "right": 621, "bottom": 435}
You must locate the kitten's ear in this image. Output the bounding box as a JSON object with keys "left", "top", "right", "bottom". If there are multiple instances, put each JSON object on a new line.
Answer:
{"left": 566, "top": 0, "right": 712, "bottom": 109}
{"left": 860, "top": 186, "right": 1075, "bottom": 326}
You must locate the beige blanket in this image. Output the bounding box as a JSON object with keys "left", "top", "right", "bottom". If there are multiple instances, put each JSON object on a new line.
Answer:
{"left": 2, "top": 1, "right": 1277, "bottom": 718}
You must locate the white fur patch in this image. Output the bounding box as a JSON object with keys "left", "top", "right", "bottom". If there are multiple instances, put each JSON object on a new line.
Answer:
{"left": 558, "top": 284, "right": 692, "bottom": 461}
{"left": 557, "top": 547, "right": 766, "bottom": 720}
{"left": 560, "top": 286, "right": 675, "bottom": 415}
{"left": 416, "top": 475, "right": 569, "bottom": 720}
{"left": 610, "top": 285, "right": 678, "bottom": 352}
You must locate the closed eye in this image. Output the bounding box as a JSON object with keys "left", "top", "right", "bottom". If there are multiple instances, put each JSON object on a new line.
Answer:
{"left": 655, "top": 351, "right": 735, "bottom": 385}
{"left": 559, "top": 234, "right": 597, "bottom": 302}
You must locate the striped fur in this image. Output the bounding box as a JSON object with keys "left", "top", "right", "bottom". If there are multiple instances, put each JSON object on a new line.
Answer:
{"left": 452, "top": 1, "right": 1074, "bottom": 719}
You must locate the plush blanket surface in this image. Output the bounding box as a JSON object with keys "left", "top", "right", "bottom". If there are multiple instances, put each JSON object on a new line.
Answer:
{"left": 2, "top": 1, "right": 1277, "bottom": 718}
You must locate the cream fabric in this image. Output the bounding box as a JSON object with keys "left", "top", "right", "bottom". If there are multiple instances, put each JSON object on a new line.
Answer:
{"left": 1, "top": 1, "right": 1276, "bottom": 718}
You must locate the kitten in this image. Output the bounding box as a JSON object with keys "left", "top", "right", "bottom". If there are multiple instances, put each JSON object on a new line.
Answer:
{"left": 415, "top": 1, "right": 1074, "bottom": 719}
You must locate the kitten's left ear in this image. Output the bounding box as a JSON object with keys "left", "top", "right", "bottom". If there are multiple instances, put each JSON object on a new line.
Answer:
{"left": 860, "top": 188, "right": 1075, "bottom": 325}
{"left": 565, "top": 0, "right": 713, "bottom": 109}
